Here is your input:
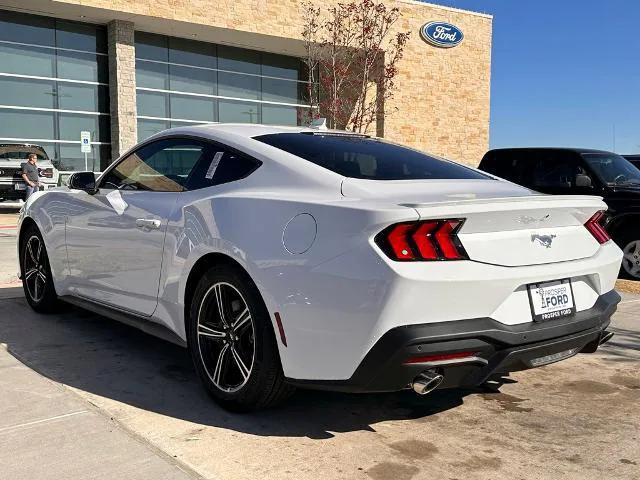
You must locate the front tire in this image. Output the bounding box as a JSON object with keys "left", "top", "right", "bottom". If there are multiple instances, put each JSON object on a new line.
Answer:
{"left": 187, "top": 265, "right": 294, "bottom": 411}
{"left": 20, "top": 225, "right": 60, "bottom": 312}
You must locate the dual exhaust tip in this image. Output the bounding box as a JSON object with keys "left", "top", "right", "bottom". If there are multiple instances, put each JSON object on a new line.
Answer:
{"left": 411, "top": 370, "right": 444, "bottom": 395}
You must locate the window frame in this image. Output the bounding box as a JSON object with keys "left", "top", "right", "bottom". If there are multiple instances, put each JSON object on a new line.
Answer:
{"left": 96, "top": 134, "right": 262, "bottom": 192}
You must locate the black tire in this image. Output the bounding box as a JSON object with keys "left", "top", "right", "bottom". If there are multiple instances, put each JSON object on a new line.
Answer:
{"left": 187, "top": 264, "right": 294, "bottom": 411}
{"left": 618, "top": 233, "right": 640, "bottom": 280}
{"left": 20, "top": 224, "right": 60, "bottom": 312}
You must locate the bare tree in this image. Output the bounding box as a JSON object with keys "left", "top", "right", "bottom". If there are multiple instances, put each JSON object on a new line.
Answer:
{"left": 301, "top": 0, "right": 410, "bottom": 133}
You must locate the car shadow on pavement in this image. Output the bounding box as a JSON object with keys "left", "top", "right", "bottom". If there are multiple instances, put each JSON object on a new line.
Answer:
{"left": 0, "top": 297, "right": 480, "bottom": 439}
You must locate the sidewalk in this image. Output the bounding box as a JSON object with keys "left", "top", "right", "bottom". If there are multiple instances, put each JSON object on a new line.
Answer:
{"left": 0, "top": 342, "right": 201, "bottom": 480}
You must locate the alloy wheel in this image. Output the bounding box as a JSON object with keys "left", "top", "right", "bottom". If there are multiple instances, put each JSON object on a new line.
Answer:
{"left": 196, "top": 282, "right": 255, "bottom": 393}
{"left": 622, "top": 240, "right": 640, "bottom": 279}
{"left": 23, "top": 235, "right": 47, "bottom": 303}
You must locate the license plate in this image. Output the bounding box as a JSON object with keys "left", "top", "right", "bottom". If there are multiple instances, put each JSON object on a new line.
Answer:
{"left": 527, "top": 279, "right": 575, "bottom": 322}
{"left": 14, "top": 183, "right": 25, "bottom": 190}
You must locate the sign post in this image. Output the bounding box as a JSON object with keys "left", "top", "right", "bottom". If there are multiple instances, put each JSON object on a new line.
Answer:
{"left": 80, "top": 131, "right": 91, "bottom": 171}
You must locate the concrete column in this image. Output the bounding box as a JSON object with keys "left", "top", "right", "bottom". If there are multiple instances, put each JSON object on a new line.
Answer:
{"left": 107, "top": 20, "right": 137, "bottom": 161}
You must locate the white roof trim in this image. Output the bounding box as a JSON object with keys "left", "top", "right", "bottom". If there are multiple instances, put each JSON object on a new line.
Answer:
{"left": 395, "top": 0, "right": 493, "bottom": 19}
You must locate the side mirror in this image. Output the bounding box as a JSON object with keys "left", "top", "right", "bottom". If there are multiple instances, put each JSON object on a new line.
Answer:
{"left": 68, "top": 171, "right": 97, "bottom": 194}
{"left": 575, "top": 174, "right": 593, "bottom": 188}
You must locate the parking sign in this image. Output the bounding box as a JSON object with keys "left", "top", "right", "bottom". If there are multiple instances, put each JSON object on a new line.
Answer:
{"left": 80, "top": 131, "right": 91, "bottom": 153}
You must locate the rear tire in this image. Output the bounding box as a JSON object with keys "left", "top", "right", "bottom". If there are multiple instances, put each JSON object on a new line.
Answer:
{"left": 187, "top": 264, "right": 294, "bottom": 411}
{"left": 20, "top": 225, "right": 60, "bottom": 312}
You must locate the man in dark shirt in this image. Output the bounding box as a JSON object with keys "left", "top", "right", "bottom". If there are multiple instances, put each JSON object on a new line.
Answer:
{"left": 21, "top": 153, "right": 40, "bottom": 201}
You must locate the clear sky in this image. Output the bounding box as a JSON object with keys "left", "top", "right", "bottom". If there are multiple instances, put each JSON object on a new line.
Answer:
{"left": 425, "top": 0, "right": 640, "bottom": 154}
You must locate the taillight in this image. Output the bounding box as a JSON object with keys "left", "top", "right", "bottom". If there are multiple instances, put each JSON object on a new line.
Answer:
{"left": 38, "top": 168, "right": 53, "bottom": 178}
{"left": 375, "top": 219, "right": 468, "bottom": 261}
{"left": 585, "top": 211, "right": 610, "bottom": 244}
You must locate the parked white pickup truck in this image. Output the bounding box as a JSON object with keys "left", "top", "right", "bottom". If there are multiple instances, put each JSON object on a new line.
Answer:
{"left": 0, "top": 144, "right": 59, "bottom": 203}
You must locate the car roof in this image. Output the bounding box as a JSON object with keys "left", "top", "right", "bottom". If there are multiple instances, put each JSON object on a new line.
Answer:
{"left": 485, "top": 147, "right": 617, "bottom": 155}
{"left": 152, "top": 123, "right": 370, "bottom": 141}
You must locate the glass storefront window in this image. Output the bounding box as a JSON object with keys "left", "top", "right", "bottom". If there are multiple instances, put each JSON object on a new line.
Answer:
{"left": 135, "top": 32, "right": 168, "bottom": 62}
{"left": 137, "top": 118, "right": 169, "bottom": 141}
{"left": 169, "top": 37, "right": 216, "bottom": 68}
{"left": 262, "top": 77, "right": 302, "bottom": 104}
{"left": 57, "top": 84, "right": 109, "bottom": 112}
{"left": 58, "top": 113, "right": 110, "bottom": 143}
{"left": 0, "top": 11, "right": 55, "bottom": 46}
{"left": 218, "top": 71, "right": 260, "bottom": 100}
{"left": 135, "top": 32, "right": 315, "bottom": 133}
{"left": 262, "top": 105, "right": 299, "bottom": 126}
{"left": 0, "top": 109, "right": 55, "bottom": 139}
{"left": 0, "top": 77, "right": 55, "bottom": 109}
{"left": 217, "top": 45, "right": 260, "bottom": 75}
{"left": 137, "top": 91, "right": 168, "bottom": 118}
{"left": 219, "top": 100, "right": 260, "bottom": 124}
{"left": 0, "top": 43, "right": 56, "bottom": 77}
{"left": 169, "top": 64, "right": 216, "bottom": 95}
{"left": 137, "top": 60, "right": 169, "bottom": 90}
{"left": 0, "top": 9, "right": 110, "bottom": 172}
{"left": 58, "top": 144, "right": 111, "bottom": 172}
{"left": 57, "top": 50, "right": 108, "bottom": 83}
{"left": 56, "top": 20, "right": 107, "bottom": 53}
{"left": 170, "top": 94, "right": 215, "bottom": 122}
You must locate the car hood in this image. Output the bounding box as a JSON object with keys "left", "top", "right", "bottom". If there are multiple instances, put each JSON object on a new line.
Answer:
{"left": 340, "top": 178, "right": 536, "bottom": 203}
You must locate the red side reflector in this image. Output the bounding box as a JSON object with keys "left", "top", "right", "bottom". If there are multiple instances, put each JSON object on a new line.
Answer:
{"left": 404, "top": 351, "right": 477, "bottom": 364}
{"left": 585, "top": 211, "right": 610, "bottom": 244}
{"left": 274, "top": 312, "right": 287, "bottom": 347}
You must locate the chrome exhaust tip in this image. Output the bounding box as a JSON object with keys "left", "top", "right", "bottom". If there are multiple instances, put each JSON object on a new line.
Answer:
{"left": 599, "top": 331, "right": 614, "bottom": 345}
{"left": 411, "top": 370, "right": 444, "bottom": 395}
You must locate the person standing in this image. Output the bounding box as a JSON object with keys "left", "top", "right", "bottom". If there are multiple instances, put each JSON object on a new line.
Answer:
{"left": 21, "top": 153, "right": 40, "bottom": 201}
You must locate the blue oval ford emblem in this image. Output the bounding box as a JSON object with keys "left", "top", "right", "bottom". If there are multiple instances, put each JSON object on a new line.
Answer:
{"left": 420, "top": 21, "right": 464, "bottom": 48}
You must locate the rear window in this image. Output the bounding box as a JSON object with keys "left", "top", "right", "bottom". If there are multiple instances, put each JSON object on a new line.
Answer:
{"left": 255, "top": 133, "right": 489, "bottom": 181}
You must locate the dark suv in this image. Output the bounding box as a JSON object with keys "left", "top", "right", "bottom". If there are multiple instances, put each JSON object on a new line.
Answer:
{"left": 479, "top": 148, "right": 640, "bottom": 279}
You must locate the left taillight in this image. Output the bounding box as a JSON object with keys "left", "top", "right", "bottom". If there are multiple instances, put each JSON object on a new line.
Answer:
{"left": 585, "top": 210, "right": 610, "bottom": 244}
{"left": 375, "top": 219, "right": 468, "bottom": 261}
{"left": 38, "top": 168, "right": 53, "bottom": 178}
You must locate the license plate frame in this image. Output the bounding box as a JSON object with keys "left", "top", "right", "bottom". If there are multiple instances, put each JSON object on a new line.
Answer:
{"left": 14, "top": 183, "right": 25, "bottom": 191}
{"left": 527, "top": 278, "right": 576, "bottom": 323}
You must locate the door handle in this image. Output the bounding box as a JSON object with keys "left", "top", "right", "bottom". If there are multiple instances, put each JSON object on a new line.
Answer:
{"left": 136, "top": 218, "right": 161, "bottom": 230}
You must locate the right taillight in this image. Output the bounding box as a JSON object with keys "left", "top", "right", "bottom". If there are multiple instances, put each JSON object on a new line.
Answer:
{"left": 375, "top": 219, "right": 468, "bottom": 261}
{"left": 585, "top": 211, "right": 610, "bottom": 244}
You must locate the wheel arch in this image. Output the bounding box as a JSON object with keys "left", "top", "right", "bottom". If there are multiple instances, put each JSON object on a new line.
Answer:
{"left": 17, "top": 216, "right": 40, "bottom": 257}
{"left": 183, "top": 252, "right": 270, "bottom": 336}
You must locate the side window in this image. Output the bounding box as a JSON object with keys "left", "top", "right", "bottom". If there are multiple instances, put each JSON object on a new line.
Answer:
{"left": 484, "top": 152, "right": 530, "bottom": 185}
{"left": 186, "top": 146, "right": 261, "bottom": 190}
{"left": 100, "top": 139, "right": 206, "bottom": 192}
{"left": 531, "top": 152, "right": 577, "bottom": 189}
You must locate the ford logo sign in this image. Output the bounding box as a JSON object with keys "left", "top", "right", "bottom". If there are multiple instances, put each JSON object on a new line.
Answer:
{"left": 420, "top": 21, "right": 464, "bottom": 48}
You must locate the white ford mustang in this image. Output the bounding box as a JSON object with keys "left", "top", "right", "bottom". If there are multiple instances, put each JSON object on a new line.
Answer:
{"left": 17, "top": 124, "right": 622, "bottom": 411}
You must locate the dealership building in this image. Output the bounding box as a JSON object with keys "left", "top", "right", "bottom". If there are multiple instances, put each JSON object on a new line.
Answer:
{"left": 0, "top": 1, "right": 492, "bottom": 173}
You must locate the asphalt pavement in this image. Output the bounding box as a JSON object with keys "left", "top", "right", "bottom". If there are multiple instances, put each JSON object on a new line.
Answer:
{"left": 0, "top": 211, "right": 638, "bottom": 480}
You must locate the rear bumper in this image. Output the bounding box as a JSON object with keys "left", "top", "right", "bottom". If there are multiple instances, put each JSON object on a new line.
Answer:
{"left": 286, "top": 289, "right": 620, "bottom": 392}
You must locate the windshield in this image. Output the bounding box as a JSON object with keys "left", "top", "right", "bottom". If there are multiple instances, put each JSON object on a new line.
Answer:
{"left": 582, "top": 153, "right": 640, "bottom": 186}
{"left": 255, "top": 133, "right": 490, "bottom": 181}
{"left": 0, "top": 145, "right": 48, "bottom": 161}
